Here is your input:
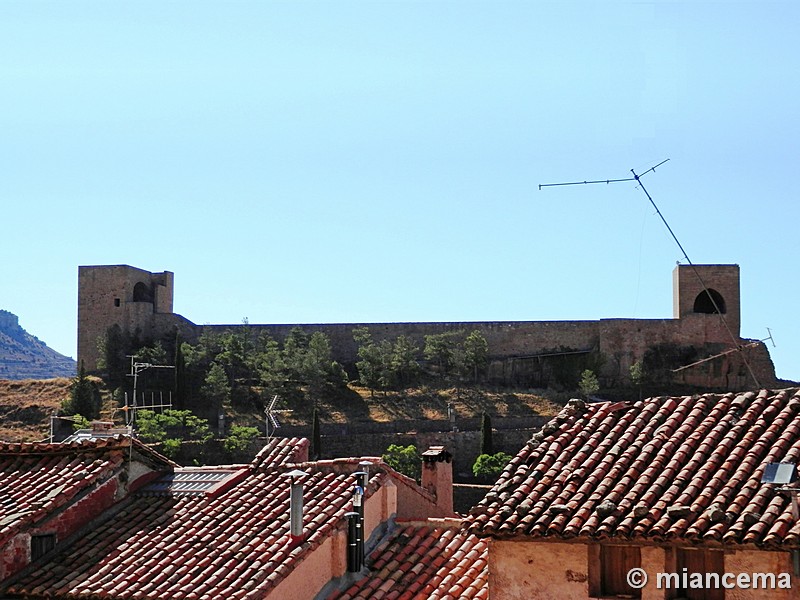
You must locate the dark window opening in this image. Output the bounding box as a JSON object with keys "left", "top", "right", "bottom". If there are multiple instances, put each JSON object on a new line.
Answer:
{"left": 114, "top": 298, "right": 121, "bottom": 307}
{"left": 693, "top": 289, "right": 726, "bottom": 314}
{"left": 31, "top": 533, "right": 56, "bottom": 561}
{"left": 133, "top": 282, "right": 154, "bottom": 303}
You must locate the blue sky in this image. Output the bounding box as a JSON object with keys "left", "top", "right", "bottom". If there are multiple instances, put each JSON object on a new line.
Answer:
{"left": 1, "top": 1, "right": 798, "bottom": 383}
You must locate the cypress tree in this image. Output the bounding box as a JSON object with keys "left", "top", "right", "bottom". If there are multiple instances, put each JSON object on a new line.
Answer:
{"left": 312, "top": 408, "right": 322, "bottom": 459}
{"left": 480, "top": 411, "right": 493, "bottom": 456}
{"left": 173, "top": 330, "right": 187, "bottom": 410}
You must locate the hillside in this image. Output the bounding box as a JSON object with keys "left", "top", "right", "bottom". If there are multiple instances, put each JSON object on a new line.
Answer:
{"left": 0, "top": 310, "right": 76, "bottom": 379}
{"left": 0, "top": 376, "right": 563, "bottom": 443}
{"left": 0, "top": 378, "right": 71, "bottom": 441}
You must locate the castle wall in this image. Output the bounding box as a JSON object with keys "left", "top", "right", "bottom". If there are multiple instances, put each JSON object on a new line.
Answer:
{"left": 77, "top": 263, "right": 777, "bottom": 390}
{"left": 200, "top": 319, "right": 602, "bottom": 368}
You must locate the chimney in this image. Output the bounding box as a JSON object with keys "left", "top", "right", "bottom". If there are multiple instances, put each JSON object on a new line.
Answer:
{"left": 283, "top": 469, "right": 309, "bottom": 540}
{"left": 421, "top": 446, "right": 453, "bottom": 514}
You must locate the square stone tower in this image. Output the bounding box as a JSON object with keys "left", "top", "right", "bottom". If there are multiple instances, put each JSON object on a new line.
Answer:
{"left": 673, "top": 264, "right": 740, "bottom": 339}
{"left": 77, "top": 265, "right": 174, "bottom": 371}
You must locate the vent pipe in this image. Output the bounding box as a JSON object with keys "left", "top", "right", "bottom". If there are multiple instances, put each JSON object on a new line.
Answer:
{"left": 358, "top": 461, "right": 372, "bottom": 483}
{"left": 283, "top": 469, "right": 309, "bottom": 540}
{"left": 354, "top": 469, "right": 368, "bottom": 494}
{"left": 345, "top": 511, "right": 361, "bottom": 572}
{"left": 352, "top": 483, "right": 365, "bottom": 565}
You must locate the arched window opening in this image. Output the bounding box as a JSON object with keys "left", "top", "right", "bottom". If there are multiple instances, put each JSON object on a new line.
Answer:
{"left": 133, "top": 282, "right": 154, "bottom": 303}
{"left": 693, "top": 288, "right": 726, "bottom": 314}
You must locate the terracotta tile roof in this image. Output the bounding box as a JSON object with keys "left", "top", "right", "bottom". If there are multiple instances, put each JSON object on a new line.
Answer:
{"left": 250, "top": 436, "right": 310, "bottom": 471}
{"left": 330, "top": 520, "right": 488, "bottom": 600}
{"left": 5, "top": 439, "right": 384, "bottom": 599}
{"left": 0, "top": 436, "right": 169, "bottom": 547}
{"left": 465, "top": 389, "right": 800, "bottom": 549}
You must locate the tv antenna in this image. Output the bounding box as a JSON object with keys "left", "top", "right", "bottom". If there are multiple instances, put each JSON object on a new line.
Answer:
{"left": 672, "top": 328, "right": 775, "bottom": 374}
{"left": 540, "top": 159, "right": 762, "bottom": 388}
{"left": 265, "top": 395, "right": 291, "bottom": 439}
{"left": 125, "top": 356, "right": 176, "bottom": 426}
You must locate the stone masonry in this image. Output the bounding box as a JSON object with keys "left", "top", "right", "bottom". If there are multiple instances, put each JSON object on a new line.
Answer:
{"left": 77, "top": 263, "right": 777, "bottom": 390}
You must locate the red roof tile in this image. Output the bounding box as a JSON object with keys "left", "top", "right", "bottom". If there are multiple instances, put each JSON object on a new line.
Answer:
{"left": 0, "top": 436, "right": 171, "bottom": 548}
{"left": 330, "top": 520, "right": 488, "bottom": 600}
{"left": 250, "top": 436, "right": 310, "bottom": 471}
{"left": 4, "top": 438, "right": 389, "bottom": 599}
{"left": 465, "top": 389, "right": 800, "bottom": 549}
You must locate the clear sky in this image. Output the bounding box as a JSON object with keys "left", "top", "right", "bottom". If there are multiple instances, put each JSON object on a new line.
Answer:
{"left": 1, "top": 1, "right": 798, "bottom": 383}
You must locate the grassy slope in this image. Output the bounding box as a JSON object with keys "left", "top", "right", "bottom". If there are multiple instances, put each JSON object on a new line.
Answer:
{"left": 0, "top": 378, "right": 565, "bottom": 442}
{"left": 227, "top": 383, "right": 564, "bottom": 430}
{"left": 0, "top": 378, "right": 71, "bottom": 441}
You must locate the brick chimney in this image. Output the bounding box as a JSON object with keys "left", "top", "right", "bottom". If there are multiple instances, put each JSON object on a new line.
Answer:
{"left": 421, "top": 446, "right": 453, "bottom": 514}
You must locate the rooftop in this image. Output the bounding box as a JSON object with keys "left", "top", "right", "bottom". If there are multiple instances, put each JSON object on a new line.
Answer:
{"left": 0, "top": 436, "right": 172, "bottom": 549}
{"left": 466, "top": 389, "right": 800, "bottom": 549}
{"left": 2, "top": 438, "right": 400, "bottom": 599}
{"left": 330, "top": 520, "right": 487, "bottom": 600}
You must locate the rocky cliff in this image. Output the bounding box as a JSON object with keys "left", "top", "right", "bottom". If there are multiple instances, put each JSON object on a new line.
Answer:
{"left": 0, "top": 310, "right": 76, "bottom": 380}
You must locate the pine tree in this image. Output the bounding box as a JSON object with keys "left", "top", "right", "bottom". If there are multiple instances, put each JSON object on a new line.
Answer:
{"left": 61, "top": 361, "right": 100, "bottom": 419}
{"left": 579, "top": 369, "right": 599, "bottom": 399}
{"left": 201, "top": 362, "right": 231, "bottom": 406}
{"left": 462, "top": 330, "right": 489, "bottom": 382}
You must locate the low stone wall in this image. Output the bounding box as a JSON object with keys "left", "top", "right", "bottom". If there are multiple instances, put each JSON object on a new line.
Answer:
{"left": 276, "top": 415, "right": 549, "bottom": 437}
{"left": 318, "top": 427, "right": 535, "bottom": 480}
{"left": 170, "top": 426, "right": 538, "bottom": 481}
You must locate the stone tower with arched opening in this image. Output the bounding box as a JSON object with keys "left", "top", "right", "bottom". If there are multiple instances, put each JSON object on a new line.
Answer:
{"left": 77, "top": 261, "right": 774, "bottom": 390}
{"left": 78, "top": 265, "right": 174, "bottom": 370}
{"left": 672, "top": 263, "right": 740, "bottom": 341}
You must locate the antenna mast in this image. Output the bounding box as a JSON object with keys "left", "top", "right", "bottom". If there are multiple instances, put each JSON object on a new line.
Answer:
{"left": 125, "top": 356, "right": 176, "bottom": 426}
{"left": 540, "top": 160, "right": 762, "bottom": 388}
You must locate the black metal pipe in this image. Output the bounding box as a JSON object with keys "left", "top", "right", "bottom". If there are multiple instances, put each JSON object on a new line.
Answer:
{"left": 345, "top": 511, "right": 361, "bottom": 572}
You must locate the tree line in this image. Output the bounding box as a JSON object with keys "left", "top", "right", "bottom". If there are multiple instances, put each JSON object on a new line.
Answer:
{"left": 353, "top": 328, "right": 489, "bottom": 395}
{"left": 96, "top": 323, "right": 492, "bottom": 411}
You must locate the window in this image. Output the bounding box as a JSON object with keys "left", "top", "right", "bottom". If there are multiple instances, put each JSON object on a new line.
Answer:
{"left": 31, "top": 533, "right": 56, "bottom": 561}
{"left": 693, "top": 289, "right": 726, "bottom": 314}
{"left": 674, "top": 548, "right": 724, "bottom": 600}
{"left": 133, "top": 282, "right": 154, "bottom": 303}
{"left": 589, "top": 544, "right": 642, "bottom": 598}
{"left": 114, "top": 298, "right": 121, "bottom": 307}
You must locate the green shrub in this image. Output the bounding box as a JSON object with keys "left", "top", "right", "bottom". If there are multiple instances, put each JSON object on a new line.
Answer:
{"left": 472, "top": 452, "right": 512, "bottom": 479}
{"left": 70, "top": 414, "right": 92, "bottom": 431}
{"left": 223, "top": 425, "right": 260, "bottom": 453}
{"left": 161, "top": 438, "right": 182, "bottom": 459}
{"left": 135, "top": 409, "right": 212, "bottom": 444}
{"left": 382, "top": 444, "right": 421, "bottom": 481}
{"left": 578, "top": 369, "right": 599, "bottom": 398}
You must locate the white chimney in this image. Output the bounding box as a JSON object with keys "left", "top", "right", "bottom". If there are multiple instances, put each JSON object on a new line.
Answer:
{"left": 283, "top": 469, "right": 309, "bottom": 540}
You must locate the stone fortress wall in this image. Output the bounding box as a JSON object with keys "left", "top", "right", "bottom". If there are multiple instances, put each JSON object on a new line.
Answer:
{"left": 77, "top": 264, "right": 777, "bottom": 391}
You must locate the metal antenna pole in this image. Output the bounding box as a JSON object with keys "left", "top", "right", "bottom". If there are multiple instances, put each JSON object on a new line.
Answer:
{"left": 631, "top": 167, "right": 760, "bottom": 389}
{"left": 126, "top": 357, "right": 177, "bottom": 425}
{"left": 540, "top": 159, "right": 761, "bottom": 388}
